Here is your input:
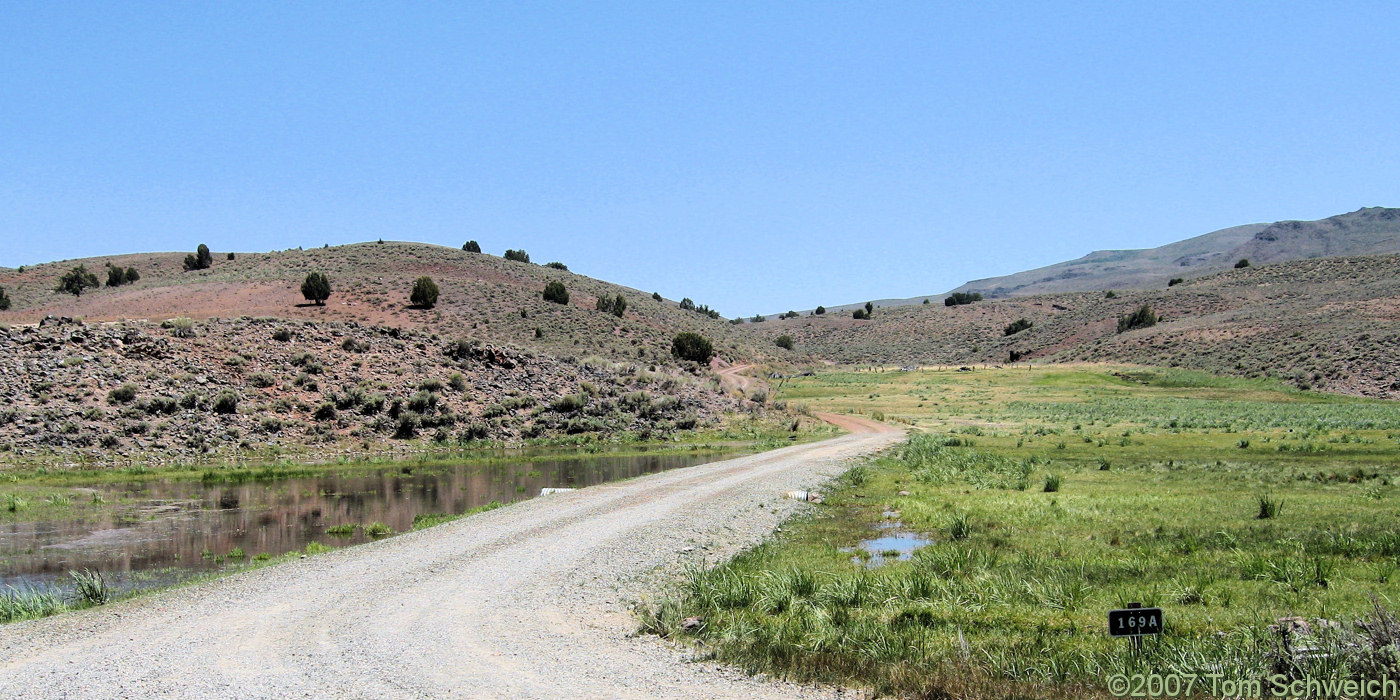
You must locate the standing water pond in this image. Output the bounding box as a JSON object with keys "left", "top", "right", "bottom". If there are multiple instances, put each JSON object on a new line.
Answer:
{"left": 1, "top": 447, "right": 745, "bottom": 600}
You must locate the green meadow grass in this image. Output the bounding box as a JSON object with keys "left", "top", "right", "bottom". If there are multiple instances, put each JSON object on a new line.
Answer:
{"left": 644, "top": 365, "right": 1400, "bottom": 698}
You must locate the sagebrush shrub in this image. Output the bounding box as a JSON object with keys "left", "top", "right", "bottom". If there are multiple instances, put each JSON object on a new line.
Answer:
{"left": 212, "top": 390, "right": 239, "bottom": 415}
{"left": 107, "top": 384, "right": 139, "bottom": 404}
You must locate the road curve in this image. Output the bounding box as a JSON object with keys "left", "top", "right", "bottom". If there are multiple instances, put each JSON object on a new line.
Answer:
{"left": 714, "top": 362, "right": 755, "bottom": 394}
{"left": 0, "top": 419, "right": 902, "bottom": 699}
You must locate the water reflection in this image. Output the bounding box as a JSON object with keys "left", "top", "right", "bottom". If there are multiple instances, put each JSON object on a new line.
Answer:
{"left": 0, "top": 450, "right": 738, "bottom": 595}
{"left": 847, "top": 532, "right": 931, "bottom": 567}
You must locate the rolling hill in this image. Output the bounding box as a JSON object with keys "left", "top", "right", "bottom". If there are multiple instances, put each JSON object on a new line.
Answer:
{"left": 0, "top": 243, "right": 777, "bottom": 463}
{"left": 762, "top": 251, "right": 1400, "bottom": 398}
{"left": 0, "top": 242, "right": 765, "bottom": 365}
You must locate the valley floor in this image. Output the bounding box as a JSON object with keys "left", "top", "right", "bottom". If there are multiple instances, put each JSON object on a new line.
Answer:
{"left": 646, "top": 364, "right": 1400, "bottom": 698}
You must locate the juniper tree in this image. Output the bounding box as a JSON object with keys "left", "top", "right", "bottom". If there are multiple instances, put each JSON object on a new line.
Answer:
{"left": 55, "top": 265, "right": 99, "bottom": 297}
{"left": 301, "top": 271, "right": 331, "bottom": 305}
{"left": 410, "top": 276, "right": 440, "bottom": 309}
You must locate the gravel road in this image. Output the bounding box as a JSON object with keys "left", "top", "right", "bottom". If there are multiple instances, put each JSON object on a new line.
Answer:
{"left": 0, "top": 416, "right": 901, "bottom": 699}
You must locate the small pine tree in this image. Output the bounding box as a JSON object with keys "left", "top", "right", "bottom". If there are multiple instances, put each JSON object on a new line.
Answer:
{"left": 1116, "top": 304, "right": 1157, "bottom": 333}
{"left": 183, "top": 244, "right": 214, "bottom": 271}
{"left": 1003, "top": 318, "right": 1033, "bottom": 336}
{"left": 1235, "top": 258, "right": 1251, "bottom": 268}
{"left": 0, "top": 286, "right": 10, "bottom": 311}
{"left": 671, "top": 332, "right": 714, "bottom": 363}
{"left": 545, "top": 261, "right": 568, "bottom": 270}
{"left": 652, "top": 292, "right": 662, "bottom": 301}
{"left": 814, "top": 305, "right": 825, "bottom": 315}
{"left": 596, "top": 295, "right": 614, "bottom": 313}
{"left": 106, "top": 265, "right": 126, "bottom": 287}
{"left": 864, "top": 301, "right": 874, "bottom": 314}
{"left": 611, "top": 294, "right": 626, "bottom": 318}
{"left": 1168, "top": 277, "right": 1184, "bottom": 287}
{"left": 55, "top": 265, "right": 100, "bottom": 297}
{"left": 183, "top": 244, "right": 213, "bottom": 271}
{"left": 504, "top": 249, "right": 530, "bottom": 263}
{"left": 410, "top": 276, "right": 440, "bottom": 309}
{"left": 227, "top": 252, "right": 236, "bottom": 261}
{"left": 301, "top": 271, "right": 332, "bottom": 305}
{"left": 944, "top": 292, "right": 983, "bottom": 307}
{"left": 542, "top": 281, "right": 569, "bottom": 304}
{"left": 125, "top": 267, "right": 140, "bottom": 283}
{"left": 852, "top": 308, "right": 869, "bottom": 319}
{"left": 775, "top": 335, "right": 794, "bottom": 350}
{"left": 463, "top": 240, "right": 481, "bottom": 253}
{"left": 679, "top": 297, "right": 695, "bottom": 311}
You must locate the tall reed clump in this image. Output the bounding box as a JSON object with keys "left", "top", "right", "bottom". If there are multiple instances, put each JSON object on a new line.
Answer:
{"left": 1257, "top": 493, "right": 1284, "bottom": 519}
{"left": 70, "top": 569, "right": 111, "bottom": 607}
{"left": 948, "top": 512, "right": 972, "bottom": 540}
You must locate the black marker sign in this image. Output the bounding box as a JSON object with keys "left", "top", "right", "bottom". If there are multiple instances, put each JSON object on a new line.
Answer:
{"left": 1108, "top": 607, "right": 1163, "bottom": 637}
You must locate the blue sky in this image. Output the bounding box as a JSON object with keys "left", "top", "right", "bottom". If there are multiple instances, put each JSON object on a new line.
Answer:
{"left": 3, "top": 2, "right": 1398, "bottom": 316}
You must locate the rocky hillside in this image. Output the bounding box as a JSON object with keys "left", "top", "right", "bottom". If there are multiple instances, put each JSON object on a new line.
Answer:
{"left": 764, "top": 252, "right": 1400, "bottom": 399}
{"left": 0, "top": 316, "right": 741, "bottom": 465}
{"left": 0, "top": 241, "right": 768, "bottom": 366}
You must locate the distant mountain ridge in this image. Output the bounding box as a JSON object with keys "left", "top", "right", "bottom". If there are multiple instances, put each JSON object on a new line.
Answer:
{"left": 952, "top": 207, "right": 1400, "bottom": 299}
{"left": 792, "top": 207, "right": 1400, "bottom": 315}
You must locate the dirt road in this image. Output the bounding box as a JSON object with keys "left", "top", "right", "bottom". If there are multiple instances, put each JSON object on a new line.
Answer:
{"left": 714, "top": 362, "right": 755, "bottom": 394}
{"left": 0, "top": 418, "right": 901, "bottom": 699}
{"left": 812, "top": 412, "right": 901, "bottom": 434}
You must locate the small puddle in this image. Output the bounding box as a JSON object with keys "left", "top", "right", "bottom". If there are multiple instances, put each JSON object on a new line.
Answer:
{"left": 846, "top": 532, "right": 931, "bottom": 567}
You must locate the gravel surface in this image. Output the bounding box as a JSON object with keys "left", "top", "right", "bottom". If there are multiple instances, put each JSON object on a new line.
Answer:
{"left": 0, "top": 417, "right": 901, "bottom": 699}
